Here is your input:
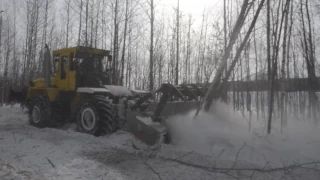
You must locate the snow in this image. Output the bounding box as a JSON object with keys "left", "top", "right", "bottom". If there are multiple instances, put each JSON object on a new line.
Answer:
{"left": 1, "top": 103, "right": 320, "bottom": 179}
{"left": 77, "top": 87, "right": 110, "bottom": 94}
{"left": 130, "top": 89, "right": 149, "bottom": 95}
{"left": 166, "top": 102, "right": 320, "bottom": 165}
{"left": 104, "top": 85, "right": 133, "bottom": 97}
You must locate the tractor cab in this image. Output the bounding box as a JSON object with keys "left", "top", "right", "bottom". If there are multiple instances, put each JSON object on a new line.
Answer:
{"left": 51, "top": 46, "right": 112, "bottom": 90}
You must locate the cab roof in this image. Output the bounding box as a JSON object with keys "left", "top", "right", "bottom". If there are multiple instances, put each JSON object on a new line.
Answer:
{"left": 52, "top": 46, "right": 111, "bottom": 58}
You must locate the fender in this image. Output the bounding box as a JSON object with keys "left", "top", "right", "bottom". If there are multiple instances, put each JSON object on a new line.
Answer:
{"left": 77, "top": 87, "right": 110, "bottom": 94}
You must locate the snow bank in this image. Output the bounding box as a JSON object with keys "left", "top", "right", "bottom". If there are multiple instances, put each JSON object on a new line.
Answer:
{"left": 2, "top": 103, "right": 320, "bottom": 179}
{"left": 104, "top": 85, "right": 133, "bottom": 97}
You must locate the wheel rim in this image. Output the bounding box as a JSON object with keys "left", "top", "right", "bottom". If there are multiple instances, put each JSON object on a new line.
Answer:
{"left": 81, "top": 108, "right": 96, "bottom": 131}
{"left": 32, "top": 106, "right": 41, "bottom": 123}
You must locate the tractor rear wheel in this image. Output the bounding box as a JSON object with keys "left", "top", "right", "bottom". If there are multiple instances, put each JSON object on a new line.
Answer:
{"left": 77, "top": 95, "right": 118, "bottom": 136}
{"left": 28, "top": 97, "right": 52, "bottom": 127}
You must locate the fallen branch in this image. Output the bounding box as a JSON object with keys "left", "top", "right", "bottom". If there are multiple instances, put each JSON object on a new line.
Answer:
{"left": 175, "top": 151, "right": 193, "bottom": 160}
{"left": 46, "top": 157, "right": 56, "bottom": 168}
{"left": 160, "top": 156, "right": 320, "bottom": 173}
{"left": 213, "top": 149, "right": 225, "bottom": 158}
{"left": 227, "top": 142, "right": 246, "bottom": 172}
{"left": 299, "top": 166, "right": 320, "bottom": 172}
{"left": 143, "top": 162, "right": 162, "bottom": 180}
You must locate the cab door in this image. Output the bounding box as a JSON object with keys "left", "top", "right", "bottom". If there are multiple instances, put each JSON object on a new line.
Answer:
{"left": 58, "top": 53, "right": 69, "bottom": 89}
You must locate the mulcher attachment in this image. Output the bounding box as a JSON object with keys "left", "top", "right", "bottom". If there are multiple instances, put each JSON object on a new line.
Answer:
{"left": 126, "top": 83, "right": 208, "bottom": 148}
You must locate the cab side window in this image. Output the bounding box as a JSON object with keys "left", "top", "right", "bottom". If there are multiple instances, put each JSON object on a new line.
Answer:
{"left": 52, "top": 56, "right": 59, "bottom": 77}
{"left": 61, "top": 56, "right": 68, "bottom": 79}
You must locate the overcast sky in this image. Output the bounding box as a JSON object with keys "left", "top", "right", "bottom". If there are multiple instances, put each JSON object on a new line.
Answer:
{"left": 160, "top": 0, "right": 221, "bottom": 16}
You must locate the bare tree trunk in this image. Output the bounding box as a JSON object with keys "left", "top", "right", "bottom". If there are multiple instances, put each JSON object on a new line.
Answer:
{"left": 4, "top": 30, "right": 9, "bottom": 80}
{"left": 304, "top": 0, "right": 318, "bottom": 122}
{"left": 65, "top": 0, "right": 71, "bottom": 48}
{"left": 32, "top": 1, "right": 39, "bottom": 80}
{"left": 112, "top": 0, "right": 118, "bottom": 85}
{"left": 0, "top": 13, "right": 2, "bottom": 105}
{"left": 126, "top": 22, "right": 132, "bottom": 88}
{"left": 101, "top": 0, "right": 105, "bottom": 49}
{"left": 186, "top": 15, "right": 192, "bottom": 83}
{"left": 120, "top": 0, "right": 129, "bottom": 86}
{"left": 40, "top": 0, "right": 49, "bottom": 77}
{"left": 4, "top": 19, "right": 11, "bottom": 92}
{"left": 23, "top": 5, "right": 30, "bottom": 81}
{"left": 245, "top": 43, "right": 252, "bottom": 131}
{"left": 12, "top": 1, "right": 18, "bottom": 84}
{"left": 198, "top": 0, "right": 257, "bottom": 113}
{"left": 222, "top": 0, "right": 228, "bottom": 102}
{"left": 85, "top": 0, "right": 88, "bottom": 46}
{"left": 285, "top": 0, "right": 294, "bottom": 121}
{"left": 175, "top": 0, "right": 180, "bottom": 85}
{"left": 90, "top": 3, "right": 94, "bottom": 47}
{"left": 266, "top": 0, "right": 272, "bottom": 134}
{"left": 94, "top": 0, "right": 100, "bottom": 48}
{"left": 196, "top": 13, "right": 205, "bottom": 83}
{"left": 224, "top": 0, "right": 227, "bottom": 78}
{"left": 26, "top": 4, "right": 33, "bottom": 81}
{"left": 149, "top": 0, "right": 154, "bottom": 91}
{"left": 280, "top": 0, "right": 291, "bottom": 132}
{"left": 268, "top": 0, "right": 288, "bottom": 134}
{"left": 253, "top": 7, "right": 259, "bottom": 120}
{"left": 0, "top": 13, "right": 2, "bottom": 70}
{"left": 134, "top": 43, "right": 137, "bottom": 89}
{"left": 78, "top": 0, "right": 83, "bottom": 45}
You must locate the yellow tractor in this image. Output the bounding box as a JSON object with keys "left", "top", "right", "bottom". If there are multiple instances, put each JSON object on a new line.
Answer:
{"left": 9, "top": 46, "right": 208, "bottom": 148}
{"left": 18, "top": 46, "right": 121, "bottom": 135}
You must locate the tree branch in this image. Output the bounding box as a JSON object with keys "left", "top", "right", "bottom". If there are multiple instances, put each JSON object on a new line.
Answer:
{"left": 160, "top": 156, "right": 320, "bottom": 173}
{"left": 143, "top": 162, "right": 162, "bottom": 180}
{"left": 227, "top": 142, "right": 246, "bottom": 171}
{"left": 175, "top": 151, "right": 193, "bottom": 160}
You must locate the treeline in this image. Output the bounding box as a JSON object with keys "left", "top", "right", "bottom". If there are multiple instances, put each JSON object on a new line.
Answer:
{"left": 0, "top": 0, "right": 319, "bottom": 127}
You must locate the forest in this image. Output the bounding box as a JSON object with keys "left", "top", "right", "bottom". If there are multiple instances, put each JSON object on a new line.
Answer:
{"left": 0, "top": 0, "right": 319, "bottom": 131}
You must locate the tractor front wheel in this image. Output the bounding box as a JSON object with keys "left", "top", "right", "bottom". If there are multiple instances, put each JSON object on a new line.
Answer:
{"left": 28, "top": 97, "right": 52, "bottom": 127}
{"left": 77, "top": 95, "right": 118, "bottom": 136}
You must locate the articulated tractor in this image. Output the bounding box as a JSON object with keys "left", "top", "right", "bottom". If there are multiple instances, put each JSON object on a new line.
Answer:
{"left": 9, "top": 46, "right": 207, "bottom": 148}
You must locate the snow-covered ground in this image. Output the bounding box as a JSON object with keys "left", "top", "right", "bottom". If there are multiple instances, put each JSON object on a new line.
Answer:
{"left": 1, "top": 103, "right": 320, "bottom": 180}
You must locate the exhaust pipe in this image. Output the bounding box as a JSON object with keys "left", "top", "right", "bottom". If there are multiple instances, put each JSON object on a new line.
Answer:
{"left": 44, "top": 44, "right": 51, "bottom": 88}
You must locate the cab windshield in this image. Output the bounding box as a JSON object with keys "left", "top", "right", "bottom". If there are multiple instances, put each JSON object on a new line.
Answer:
{"left": 92, "top": 55, "right": 104, "bottom": 72}
{"left": 77, "top": 54, "right": 105, "bottom": 73}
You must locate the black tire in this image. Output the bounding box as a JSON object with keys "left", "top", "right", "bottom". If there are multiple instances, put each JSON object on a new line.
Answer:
{"left": 28, "top": 97, "right": 52, "bottom": 127}
{"left": 77, "top": 95, "right": 118, "bottom": 136}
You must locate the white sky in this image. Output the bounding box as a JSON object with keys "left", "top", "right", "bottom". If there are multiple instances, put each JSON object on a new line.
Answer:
{"left": 160, "top": 0, "right": 222, "bottom": 16}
